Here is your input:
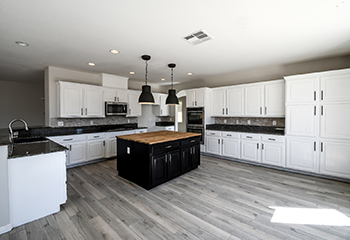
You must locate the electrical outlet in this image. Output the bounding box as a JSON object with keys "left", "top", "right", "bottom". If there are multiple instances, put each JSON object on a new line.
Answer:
{"left": 236, "top": 119, "right": 239, "bottom": 124}
{"left": 127, "top": 147, "right": 130, "bottom": 154}
{"left": 224, "top": 119, "right": 227, "bottom": 123}
{"left": 272, "top": 120, "right": 277, "bottom": 126}
{"left": 128, "top": 119, "right": 130, "bottom": 123}
{"left": 90, "top": 121, "right": 93, "bottom": 125}
{"left": 58, "top": 121, "right": 64, "bottom": 127}
{"left": 247, "top": 119, "right": 251, "bottom": 125}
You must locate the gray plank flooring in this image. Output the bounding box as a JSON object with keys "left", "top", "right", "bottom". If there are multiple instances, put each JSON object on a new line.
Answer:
{"left": 1, "top": 155, "right": 350, "bottom": 240}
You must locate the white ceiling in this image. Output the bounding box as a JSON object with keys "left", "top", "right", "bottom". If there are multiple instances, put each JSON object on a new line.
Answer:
{"left": 1, "top": 0, "right": 350, "bottom": 85}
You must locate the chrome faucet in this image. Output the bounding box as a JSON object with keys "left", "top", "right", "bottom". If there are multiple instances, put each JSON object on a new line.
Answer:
{"left": 9, "top": 119, "right": 29, "bottom": 143}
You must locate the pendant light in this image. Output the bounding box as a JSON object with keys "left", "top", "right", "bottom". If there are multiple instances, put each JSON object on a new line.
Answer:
{"left": 138, "top": 55, "right": 155, "bottom": 104}
{"left": 166, "top": 63, "right": 179, "bottom": 105}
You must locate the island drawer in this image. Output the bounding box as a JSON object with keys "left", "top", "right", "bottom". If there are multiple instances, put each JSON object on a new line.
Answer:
{"left": 181, "top": 137, "right": 200, "bottom": 146}
{"left": 151, "top": 141, "right": 180, "bottom": 154}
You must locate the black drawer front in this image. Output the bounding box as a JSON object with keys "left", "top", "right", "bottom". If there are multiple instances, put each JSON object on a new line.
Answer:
{"left": 181, "top": 137, "right": 200, "bottom": 146}
{"left": 151, "top": 141, "right": 180, "bottom": 154}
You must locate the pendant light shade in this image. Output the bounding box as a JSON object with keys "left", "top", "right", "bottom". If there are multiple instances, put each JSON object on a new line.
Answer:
{"left": 138, "top": 55, "right": 155, "bottom": 104}
{"left": 166, "top": 63, "right": 179, "bottom": 105}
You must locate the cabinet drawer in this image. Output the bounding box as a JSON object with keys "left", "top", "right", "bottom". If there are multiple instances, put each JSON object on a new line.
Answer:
{"left": 240, "top": 133, "right": 260, "bottom": 140}
{"left": 261, "top": 135, "right": 285, "bottom": 143}
{"left": 206, "top": 130, "right": 221, "bottom": 137}
{"left": 87, "top": 133, "right": 105, "bottom": 140}
{"left": 181, "top": 137, "right": 200, "bottom": 146}
{"left": 222, "top": 132, "right": 240, "bottom": 139}
{"left": 151, "top": 141, "right": 180, "bottom": 154}
{"left": 50, "top": 134, "right": 86, "bottom": 143}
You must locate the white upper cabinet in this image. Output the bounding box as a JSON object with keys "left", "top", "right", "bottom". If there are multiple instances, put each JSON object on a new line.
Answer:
{"left": 244, "top": 84, "right": 264, "bottom": 116}
{"left": 211, "top": 86, "right": 244, "bottom": 116}
{"left": 127, "top": 90, "right": 142, "bottom": 117}
{"left": 285, "top": 77, "right": 318, "bottom": 104}
{"left": 320, "top": 73, "right": 350, "bottom": 102}
{"left": 58, "top": 82, "right": 104, "bottom": 118}
{"left": 153, "top": 93, "right": 169, "bottom": 116}
{"left": 103, "top": 88, "right": 128, "bottom": 102}
{"left": 264, "top": 81, "right": 285, "bottom": 117}
{"left": 186, "top": 89, "right": 206, "bottom": 107}
{"left": 153, "top": 93, "right": 161, "bottom": 105}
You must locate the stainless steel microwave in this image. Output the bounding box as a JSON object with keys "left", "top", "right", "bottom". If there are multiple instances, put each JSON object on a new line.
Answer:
{"left": 105, "top": 102, "right": 128, "bottom": 116}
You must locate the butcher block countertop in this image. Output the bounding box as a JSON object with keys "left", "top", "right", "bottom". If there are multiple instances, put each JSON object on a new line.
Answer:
{"left": 117, "top": 130, "right": 201, "bottom": 145}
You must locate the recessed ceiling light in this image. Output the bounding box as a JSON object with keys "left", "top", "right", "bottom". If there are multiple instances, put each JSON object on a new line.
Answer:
{"left": 129, "top": 71, "right": 135, "bottom": 75}
{"left": 187, "top": 72, "right": 193, "bottom": 76}
{"left": 110, "top": 49, "right": 119, "bottom": 54}
{"left": 15, "top": 41, "right": 29, "bottom": 47}
{"left": 88, "top": 62, "right": 96, "bottom": 66}
{"left": 161, "top": 78, "right": 166, "bottom": 81}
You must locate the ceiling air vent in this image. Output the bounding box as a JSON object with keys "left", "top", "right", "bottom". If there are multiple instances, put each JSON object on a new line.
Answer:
{"left": 183, "top": 30, "right": 213, "bottom": 45}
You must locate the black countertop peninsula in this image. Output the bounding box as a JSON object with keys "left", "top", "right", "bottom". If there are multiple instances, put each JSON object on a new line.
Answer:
{"left": 206, "top": 124, "right": 285, "bottom": 135}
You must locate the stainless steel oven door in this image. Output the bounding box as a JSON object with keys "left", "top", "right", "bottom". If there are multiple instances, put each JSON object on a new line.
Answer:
{"left": 187, "top": 108, "right": 204, "bottom": 126}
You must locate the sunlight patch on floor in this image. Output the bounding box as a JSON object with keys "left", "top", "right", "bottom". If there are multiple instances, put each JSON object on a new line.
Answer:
{"left": 270, "top": 207, "right": 350, "bottom": 226}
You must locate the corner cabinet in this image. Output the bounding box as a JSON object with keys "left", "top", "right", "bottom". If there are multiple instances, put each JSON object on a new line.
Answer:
{"left": 57, "top": 81, "right": 104, "bottom": 118}
{"left": 127, "top": 90, "right": 142, "bottom": 117}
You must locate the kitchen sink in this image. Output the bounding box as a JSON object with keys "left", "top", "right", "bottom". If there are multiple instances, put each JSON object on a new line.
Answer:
{"left": 13, "top": 136, "right": 48, "bottom": 144}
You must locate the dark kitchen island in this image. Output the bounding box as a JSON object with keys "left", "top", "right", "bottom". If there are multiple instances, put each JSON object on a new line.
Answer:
{"left": 117, "top": 131, "right": 201, "bottom": 190}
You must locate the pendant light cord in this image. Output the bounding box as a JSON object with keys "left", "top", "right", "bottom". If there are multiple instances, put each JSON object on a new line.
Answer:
{"left": 171, "top": 68, "right": 174, "bottom": 89}
{"left": 145, "top": 60, "right": 148, "bottom": 86}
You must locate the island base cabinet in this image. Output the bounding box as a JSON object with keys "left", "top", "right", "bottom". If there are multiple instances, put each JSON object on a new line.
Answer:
{"left": 181, "top": 145, "right": 200, "bottom": 174}
{"left": 151, "top": 153, "right": 167, "bottom": 187}
{"left": 320, "top": 140, "right": 350, "bottom": 179}
{"left": 8, "top": 152, "right": 66, "bottom": 228}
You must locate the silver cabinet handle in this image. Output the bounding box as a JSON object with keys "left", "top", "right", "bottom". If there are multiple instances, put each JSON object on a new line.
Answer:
{"left": 103, "top": 141, "right": 105, "bottom": 146}
{"left": 63, "top": 138, "right": 73, "bottom": 141}
{"left": 117, "top": 97, "right": 119, "bottom": 102}
{"left": 222, "top": 108, "right": 225, "bottom": 115}
{"left": 227, "top": 134, "right": 232, "bottom": 137}
{"left": 314, "top": 106, "right": 316, "bottom": 116}
{"left": 190, "top": 140, "right": 195, "bottom": 143}
{"left": 218, "top": 139, "right": 220, "bottom": 144}
{"left": 321, "top": 142, "right": 323, "bottom": 152}
{"left": 246, "top": 136, "right": 252, "bottom": 139}
{"left": 265, "top": 107, "right": 267, "bottom": 114}
{"left": 93, "top": 135, "right": 99, "bottom": 138}
{"left": 169, "top": 154, "right": 171, "bottom": 162}
{"left": 211, "top": 133, "right": 215, "bottom": 135}
{"left": 262, "top": 143, "right": 264, "bottom": 150}
{"left": 268, "top": 138, "right": 275, "bottom": 141}
{"left": 114, "top": 96, "right": 116, "bottom": 101}
{"left": 321, "top": 90, "right": 323, "bottom": 100}
{"left": 314, "top": 91, "right": 316, "bottom": 101}
{"left": 257, "top": 143, "right": 259, "bottom": 149}
{"left": 165, "top": 145, "right": 172, "bottom": 148}
{"left": 165, "top": 155, "right": 167, "bottom": 163}
{"left": 85, "top": 108, "right": 87, "bottom": 115}
{"left": 69, "top": 145, "right": 72, "bottom": 151}
{"left": 260, "top": 107, "right": 262, "bottom": 115}
{"left": 321, "top": 105, "right": 323, "bottom": 116}
{"left": 314, "top": 142, "right": 316, "bottom": 151}
{"left": 81, "top": 108, "right": 83, "bottom": 115}
{"left": 195, "top": 101, "right": 197, "bottom": 106}
{"left": 193, "top": 147, "right": 195, "bottom": 154}
{"left": 226, "top": 108, "right": 228, "bottom": 115}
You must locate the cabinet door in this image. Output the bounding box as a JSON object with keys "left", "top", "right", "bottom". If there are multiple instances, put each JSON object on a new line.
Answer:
{"left": 320, "top": 73, "right": 350, "bottom": 102}
{"left": 285, "top": 77, "right": 318, "bottom": 103}
{"left": 68, "top": 142, "right": 86, "bottom": 165}
{"left": 261, "top": 142, "right": 285, "bottom": 167}
{"left": 227, "top": 87, "right": 243, "bottom": 116}
{"left": 320, "top": 103, "right": 350, "bottom": 140}
{"left": 167, "top": 150, "right": 181, "bottom": 179}
{"left": 222, "top": 138, "right": 240, "bottom": 159}
{"left": 116, "top": 89, "right": 128, "bottom": 102}
{"left": 206, "top": 137, "right": 221, "bottom": 155}
{"left": 87, "top": 140, "right": 105, "bottom": 160}
{"left": 191, "top": 145, "right": 200, "bottom": 169}
{"left": 211, "top": 88, "right": 226, "bottom": 116}
{"left": 151, "top": 153, "right": 167, "bottom": 186}
{"left": 320, "top": 140, "right": 350, "bottom": 179}
{"left": 104, "top": 89, "right": 117, "bottom": 102}
{"left": 181, "top": 147, "right": 192, "bottom": 173}
{"left": 286, "top": 105, "right": 318, "bottom": 137}
{"left": 244, "top": 85, "right": 264, "bottom": 116}
{"left": 153, "top": 93, "right": 161, "bottom": 105}
{"left": 59, "top": 84, "right": 83, "bottom": 117}
{"left": 264, "top": 81, "right": 285, "bottom": 117}
{"left": 160, "top": 94, "right": 169, "bottom": 116}
{"left": 241, "top": 140, "right": 260, "bottom": 162}
{"left": 127, "top": 91, "right": 142, "bottom": 116}
{"left": 286, "top": 138, "right": 317, "bottom": 172}
{"left": 195, "top": 89, "right": 205, "bottom": 107}
{"left": 186, "top": 90, "right": 195, "bottom": 107}
{"left": 85, "top": 87, "right": 104, "bottom": 117}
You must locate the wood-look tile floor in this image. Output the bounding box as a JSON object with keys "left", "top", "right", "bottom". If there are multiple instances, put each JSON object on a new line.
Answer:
{"left": 2, "top": 155, "right": 350, "bottom": 240}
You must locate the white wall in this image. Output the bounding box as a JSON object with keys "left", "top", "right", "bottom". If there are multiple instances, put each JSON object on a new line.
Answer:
{"left": 0, "top": 80, "right": 44, "bottom": 129}
{"left": 137, "top": 105, "right": 157, "bottom": 129}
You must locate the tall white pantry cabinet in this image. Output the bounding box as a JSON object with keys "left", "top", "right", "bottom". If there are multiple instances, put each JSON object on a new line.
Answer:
{"left": 285, "top": 68, "right": 350, "bottom": 179}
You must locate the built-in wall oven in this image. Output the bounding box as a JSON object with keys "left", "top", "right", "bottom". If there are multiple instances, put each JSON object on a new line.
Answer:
{"left": 186, "top": 107, "right": 204, "bottom": 144}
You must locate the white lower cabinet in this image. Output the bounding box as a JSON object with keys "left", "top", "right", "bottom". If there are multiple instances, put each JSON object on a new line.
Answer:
{"left": 222, "top": 132, "right": 240, "bottom": 158}
{"left": 206, "top": 131, "right": 222, "bottom": 155}
{"left": 240, "top": 133, "right": 261, "bottom": 163}
{"left": 86, "top": 133, "right": 105, "bottom": 160}
{"left": 261, "top": 135, "right": 285, "bottom": 167}
{"left": 286, "top": 137, "right": 317, "bottom": 172}
{"left": 319, "top": 140, "right": 350, "bottom": 179}
{"left": 69, "top": 142, "right": 87, "bottom": 165}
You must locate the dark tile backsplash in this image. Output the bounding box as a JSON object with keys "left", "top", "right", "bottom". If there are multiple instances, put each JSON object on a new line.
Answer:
{"left": 213, "top": 117, "right": 285, "bottom": 127}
